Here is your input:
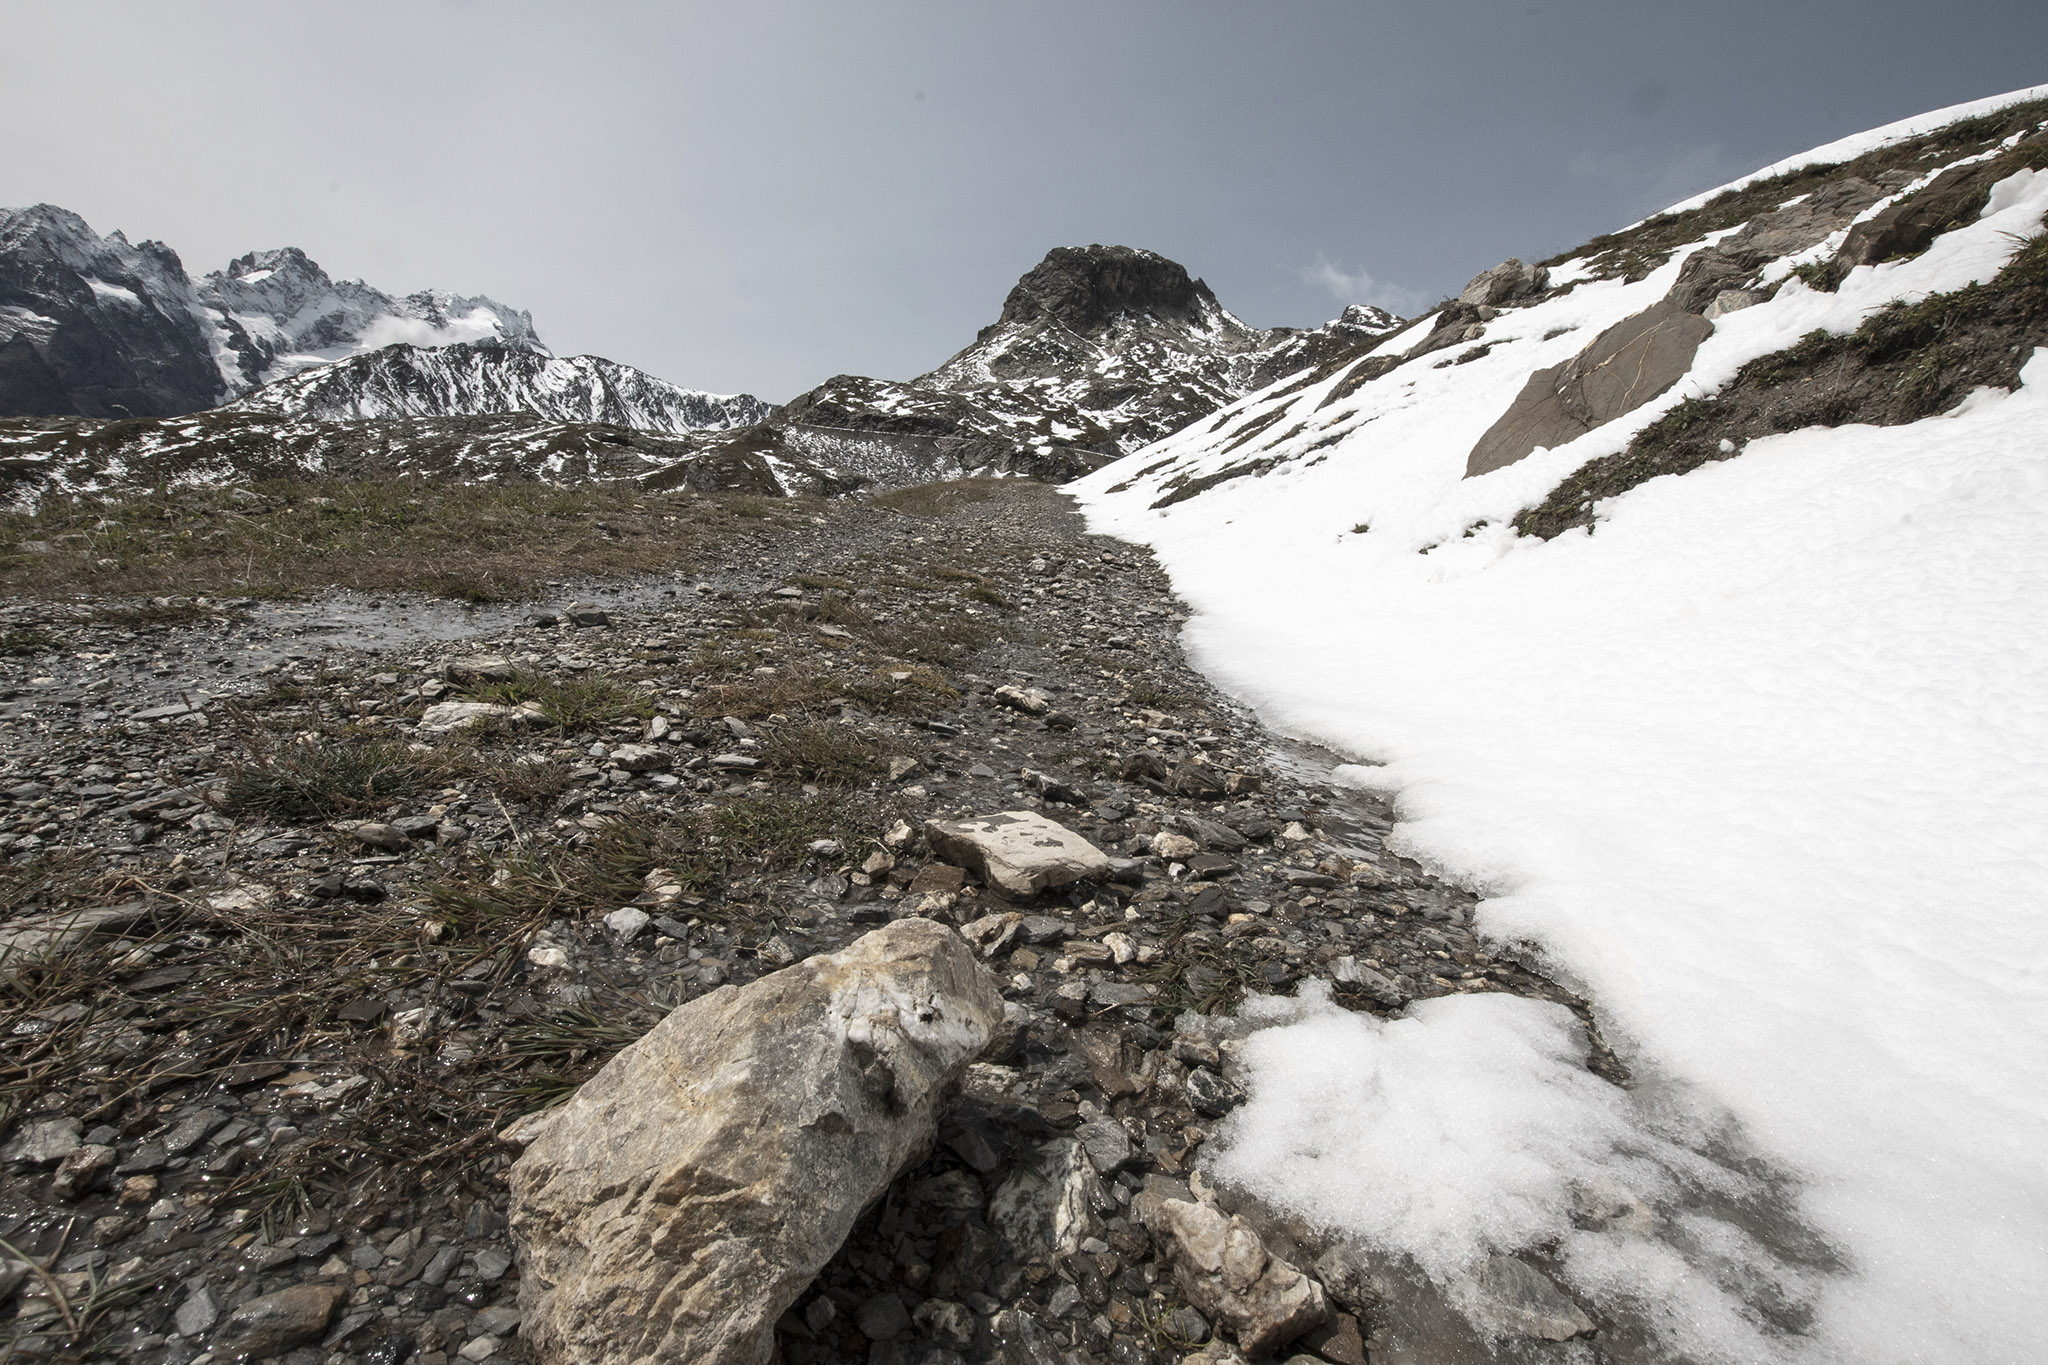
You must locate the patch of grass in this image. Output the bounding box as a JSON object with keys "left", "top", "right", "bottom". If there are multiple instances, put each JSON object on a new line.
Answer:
{"left": 1125, "top": 679, "right": 1192, "bottom": 711}
{"left": 867, "top": 607, "right": 1001, "bottom": 665}
{"left": 840, "top": 664, "right": 961, "bottom": 717}
{"left": 471, "top": 669, "right": 655, "bottom": 734}
{"left": 448, "top": 749, "right": 580, "bottom": 806}
{"left": 1789, "top": 258, "right": 1848, "bottom": 293}
{"left": 0, "top": 626, "right": 57, "bottom": 655}
{"left": 869, "top": 478, "right": 1008, "bottom": 518}
{"left": 761, "top": 724, "right": 885, "bottom": 785}
{"left": 216, "top": 727, "right": 428, "bottom": 821}
{"left": 688, "top": 663, "right": 843, "bottom": 720}
{"left": 89, "top": 599, "right": 247, "bottom": 629}
{"left": 0, "top": 479, "right": 787, "bottom": 603}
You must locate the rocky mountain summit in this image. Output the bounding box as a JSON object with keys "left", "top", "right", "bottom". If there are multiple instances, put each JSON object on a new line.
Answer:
{"left": 743, "top": 245, "right": 1400, "bottom": 487}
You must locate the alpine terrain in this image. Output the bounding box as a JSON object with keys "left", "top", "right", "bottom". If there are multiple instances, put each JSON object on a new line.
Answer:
{"left": 0, "top": 81, "right": 2044, "bottom": 1365}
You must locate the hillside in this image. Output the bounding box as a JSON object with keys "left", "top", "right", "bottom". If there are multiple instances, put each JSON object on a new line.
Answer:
{"left": 1074, "top": 84, "right": 2048, "bottom": 1363}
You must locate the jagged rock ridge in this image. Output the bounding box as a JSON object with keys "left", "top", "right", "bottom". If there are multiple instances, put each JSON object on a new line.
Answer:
{"left": 225, "top": 340, "right": 771, "bottom": 432}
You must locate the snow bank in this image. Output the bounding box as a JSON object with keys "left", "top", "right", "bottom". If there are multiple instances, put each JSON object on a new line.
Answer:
{"left": 1074, "top": 151, "right": 2048, "bottom": 1361}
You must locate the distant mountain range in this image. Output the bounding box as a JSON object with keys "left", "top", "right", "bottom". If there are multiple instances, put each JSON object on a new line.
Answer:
{"left": 0, "top": 225, "right": 1402, "bottom": 500}
{"left": 0, "top": 205, "right": 763, "bottom": 433}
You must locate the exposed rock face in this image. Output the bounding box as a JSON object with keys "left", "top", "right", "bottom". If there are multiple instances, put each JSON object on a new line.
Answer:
{"left": 923, "top": 810, "right": 1111, "bottom": 897}
{"left": 1458, "top": 258, "right": 1549, "bottom": 308}
{"left": 0, "top": 205, "right": 227, "bottom": 418}
{"left": 506, "top": 918, "right": 1002, "bottom": 1365}
{"left": 1463, "top": 303, "right": 1713, "bottom": 477}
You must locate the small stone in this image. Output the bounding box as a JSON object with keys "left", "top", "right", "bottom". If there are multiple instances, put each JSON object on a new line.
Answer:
{"left": 446, "top": 656, "right": 516, "bottom": 685}
{"left": 117, "top": 1174, "right": 158, "bottom": 1205}
{"left": 1151, "top": 831, "right": 1200, "bottom": 861}
{"left": 458, "top": 1334, "right": 501, "bottom": 1362}
{"left": 1476, "top": 1255, "right": 1595, "bottom": 1341}
{"left": 856, "top": 1292, "right": 911, "bottom": 1342}
{"left": 992, "top": 685, "right": 1051, "bottom": 716}
{"left": 565, "top": 601, "right": 610, "bottom": 627}
{"left": 161, "top": 1107, "right": 230, "bottom": 1156}
{"left": 5, "top": 1116, "right": 82, "bottom": 1165}
{"left": 610, "top": 744, "right": 669, "bottom": 773}
{"left": 174, "top": 1287, "right": 219, "bottom": 1337}
{"left": 215, "top": 1283, "right": 347, "bottom": 1359}
{"left": 51, "top": 1143, "right": 116, "bottom": 1199}
{"left": 473, "top": 1247, "right": 513, "bottom": 1281}
{"left": 887, "top": 756, "right": 922, "bottom": 782}
{"left": 349, "top": 822, "right": 410, "bottom": 851}
{"left": 1077, "top": 1116, "right": 1135, "bottom": 1175}
{"left": 604, "top": 907, "right": 652, "bottom": 941}
{"left": 924, "top": 811, "right": 1110, "bottom": 898}
{"left": 1187, "top": 1068, "right": 1244, "bottom": 1118}
{"left": 419, "top": 700, "right": 521, "bottom": 734}
{"left": 912, "top": 1298, "right": 977, "bottom": 1350}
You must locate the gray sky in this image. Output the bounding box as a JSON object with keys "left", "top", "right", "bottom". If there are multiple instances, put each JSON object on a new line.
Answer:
{"left": 3, "top": 2, "right": 2043, "bottom": 401}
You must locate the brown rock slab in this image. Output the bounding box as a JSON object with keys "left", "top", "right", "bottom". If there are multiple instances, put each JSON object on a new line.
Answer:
{"left": 215, "top": 1283, "right": 347, "bottom": 1359}
{"left": 1465, "top": 302, "right": 1713, "bottom": 477}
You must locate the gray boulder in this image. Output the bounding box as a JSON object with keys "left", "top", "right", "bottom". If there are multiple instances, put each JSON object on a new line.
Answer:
{"left": 507, "top": 918, "right": 1002, "bottom": 1365}
{"left": 1457, "top": 259, "right": 1549, "bottom": 308}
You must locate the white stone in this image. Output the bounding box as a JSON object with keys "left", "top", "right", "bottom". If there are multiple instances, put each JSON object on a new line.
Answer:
{"left": 923, "top": 811, "right": 1109, "bottom": 897}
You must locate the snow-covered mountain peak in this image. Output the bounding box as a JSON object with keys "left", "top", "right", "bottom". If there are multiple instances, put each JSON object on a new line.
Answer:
{"left": 195, "top": 246, "right": 544, "bottom": 390}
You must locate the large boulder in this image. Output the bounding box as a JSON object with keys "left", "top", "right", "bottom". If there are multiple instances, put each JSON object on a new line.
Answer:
{"left": 1464, "top": 302, "right": 1713, "bottom": 477}
{"left": 924, "top": 810, "right": 1110, "bottom": 897}
{"left": 506, "top": 919, "right": 1003, "bottom": 1365}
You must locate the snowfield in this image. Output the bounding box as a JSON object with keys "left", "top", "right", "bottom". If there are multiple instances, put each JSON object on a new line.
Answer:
{"left": 1074, "top": 88, "right": 2048, "bottom": 1363}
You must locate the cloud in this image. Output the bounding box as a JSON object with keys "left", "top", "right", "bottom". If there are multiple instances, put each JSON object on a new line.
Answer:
{"left": 1301, "top": 254, "right": 1429, "bottom": 317}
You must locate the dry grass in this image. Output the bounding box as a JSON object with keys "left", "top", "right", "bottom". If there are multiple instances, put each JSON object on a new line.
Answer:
{"left": 0, "top": 479, "right": 812, "bottom": 602}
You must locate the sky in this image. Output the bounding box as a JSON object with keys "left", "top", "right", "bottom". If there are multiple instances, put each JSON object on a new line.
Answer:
{"left": 3, "top": 2, "right": 2043, "bottom": 402}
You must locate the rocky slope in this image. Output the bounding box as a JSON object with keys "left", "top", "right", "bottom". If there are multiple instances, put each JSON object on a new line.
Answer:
{"left": 223, "top": 340, "right": 771, "bottom": 432}
{"left": 1084, "top": 98, "right": 2048, "bottom": 531}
